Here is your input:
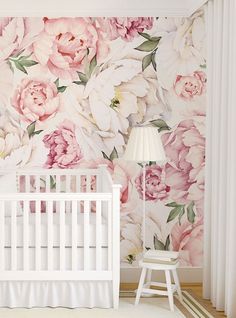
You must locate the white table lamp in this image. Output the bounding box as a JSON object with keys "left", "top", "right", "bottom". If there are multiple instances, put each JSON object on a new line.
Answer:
{"left": 123, "top": 126, "right": 166, "bottom": 253}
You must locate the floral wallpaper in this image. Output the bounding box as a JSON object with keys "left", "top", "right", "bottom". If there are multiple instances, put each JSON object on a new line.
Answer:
{"left": 0, "top": 14, "right": 206, "bottom": 267}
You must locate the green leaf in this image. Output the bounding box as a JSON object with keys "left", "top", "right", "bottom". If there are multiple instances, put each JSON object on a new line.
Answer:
{"left": 20, "top": 59, "right": 38, "bottom": 67}
{"left": 73, "top": 81, "right": 85, "bottom": 86}
{"left": 167, "top": 206, "right": 182, "bottom": 223}
{"left": 135, "top": 40, "right": 159, "bottom": 52}
{"left": 178, "top": 206, "right": 185, "bottom": 225}
{"left": 154, "top": 234, "right": 165, "bottom": 250}
{"left": 77, "top": 72, "right": 88, "bottom": 83}
{"left": 54, "top": 78, "right": 59, "bottom": 87}
{"left": 57, "top": 86, "right": 67, "bottom": 93}
{"left": 150, "top": 36, "right": 161, "bottom": 43}
{"left": 187, "top": 201, "right": 196, "bottom": 224}
{"left": 151, "top": 51, "right": 157, "bottom": 71}
{"left": 142, "top": 53, "right": 152, "bottom": 71}
{"left": 89, "top": 55, "right": 97, "bottom": 76}
{"left": 7, "top": 60, "right": 14, "bottom": 73}
{"left": 150, "top": 118, "right": 171, "bottom": 132}
{"left": 165, "top": 235, "right": 170, "bottom": 250}
{"left": 27, "top": 121, "right": 36, "bottom": 138}
{"left": 14, "top": 61, "right": 27, "bottom": 74}
{"left": 200, "top": 64, "right": 206, "bottom": 69}
{"left": 102, "top": 151, "right": 110, "bottom": 161}
{"left": 50, "top": 176, "right": 56, "bottom": 189}
{"left": 138, "top": 32, "right": 151, "bottom": 40}
{"left": 32, "top": 130, "right": 43, "bottom": 136}
{"left": 166, "top": 202, "right": 179, "bottom": 208}
{"left": 110, "top": 147, "right": 118, "bottom": 160}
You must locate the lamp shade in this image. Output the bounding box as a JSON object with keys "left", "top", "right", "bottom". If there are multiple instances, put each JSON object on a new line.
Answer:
{"left": 123, "top": 126, "right": 166, "bottom": 162}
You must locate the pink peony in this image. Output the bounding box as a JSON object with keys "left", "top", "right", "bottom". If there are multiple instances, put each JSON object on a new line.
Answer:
{"left": 12, "top": 78, "right": 61, "bottom": 122}
{"left": 33, "top": 18, "right": 109, "bottom": 80}
{"left": 162, "top": 118, "right": 205, "bottom": 205}
{"left": 135, "top": 165, "right": 170, "bottom": 202}
{"left": 174, "top": 71, "right": 206, "bottom": 99}
{"left": 43, "top": 120, "right": 83, "bottom": 169}
{"left": 99, "top": 17, "right": 153, "bottom": 42}
{"left": 171, "top": 218, "right": 203, "bottom": 266}
{"left": 0, "top": 17, "right": 44, "bottom": 62}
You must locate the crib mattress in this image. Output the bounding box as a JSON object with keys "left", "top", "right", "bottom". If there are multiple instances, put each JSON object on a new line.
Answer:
{"left": 4, "top": 213, "right": 108, "bottom": 247}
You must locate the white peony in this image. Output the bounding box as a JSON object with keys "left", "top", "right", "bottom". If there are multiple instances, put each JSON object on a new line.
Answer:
{"left": 0, "top": 113, "right": 32, "bottom": 169}
{"left": 155, "top": 11, "right": 206, "bottom": 90}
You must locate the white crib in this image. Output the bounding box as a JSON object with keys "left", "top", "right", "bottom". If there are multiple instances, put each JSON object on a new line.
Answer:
{"left": 0, "top": 165, "right": 121, "bottom": 308}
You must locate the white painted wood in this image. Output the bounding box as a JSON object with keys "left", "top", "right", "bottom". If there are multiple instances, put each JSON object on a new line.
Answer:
{"left": 83, "top": 200, "right": 90, "bottom": 271}
{"left": 135, "top": 267, "right": 147, "bottom": 305}
{"left": 23, "top": 201, "right": 29, "bottom": 271}
{"left": 59, "top": 200, "right": 65, "bottom": 270}
{"left": 0, "top": 201, "right": 5, "bottom": 271}
{"left": 112, "top": 184, "right": 121, "bottom": 309}
{"left": 96, "top": 200, "right": 102, "bottom": 271}
{"left": 172, "top": 269, "right": 183, "bottom": 302}
{"left": 108, "top": 200, "right": 112, "bottom": 271}
{"left": 165, "top": 270, "right": 174, "bottom": 312}
{"left": 35, "top": 200, "right": 41, "bottom": 270}
{"left": 11, "top": 201, "right": 17, "bottom": 271}
{"left": 0, "top": 167, "right": 120, "bottom": 298}
{"left": 47, "top": 200, "right": 53, "bottom": 271}
{"left": 0, "top": 0, "right": 206, "bottom": 17}
{"left": 71, "top": 200, "right": 78, "bottom": 271}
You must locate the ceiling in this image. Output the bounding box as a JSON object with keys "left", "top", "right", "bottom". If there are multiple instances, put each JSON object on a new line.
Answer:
{"left": 0, "top": 0, "right": 208, "bottom": 17}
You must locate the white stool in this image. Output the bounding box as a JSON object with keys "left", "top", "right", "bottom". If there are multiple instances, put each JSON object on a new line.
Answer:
{"left": 135, "top": 260, "right": 183, "bottom": 311}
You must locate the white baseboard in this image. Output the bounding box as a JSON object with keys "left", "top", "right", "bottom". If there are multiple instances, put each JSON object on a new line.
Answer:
{"left": 121, "top": 267, "right": 202, "bottom": 284}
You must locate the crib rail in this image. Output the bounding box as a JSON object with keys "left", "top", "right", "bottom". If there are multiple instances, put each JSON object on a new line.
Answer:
{"left": 0, "top": 166, "right": 121, "bottom": 307}
{"left": 0, "top": 192, "right": 115, "bottom": 280}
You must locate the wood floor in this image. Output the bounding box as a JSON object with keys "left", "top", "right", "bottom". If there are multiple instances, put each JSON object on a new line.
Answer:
{"left": 120, "top": 283, "right": 227, "bottom": 317}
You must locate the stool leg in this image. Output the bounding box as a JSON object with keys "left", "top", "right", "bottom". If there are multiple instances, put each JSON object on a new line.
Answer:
{"left": 172, "top": 269, "right": 183, "bottom": 302}
{"left": 135, "top": 267, "right": 147, "bottom": 305}
{"left": 146, "top": 269, "right": 152, "bottom": 287}
{"left": 165, "top": 270, "right": 174, "bottom": 312}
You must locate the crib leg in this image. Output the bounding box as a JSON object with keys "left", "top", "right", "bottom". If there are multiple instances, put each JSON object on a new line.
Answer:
{"left": 113, "top": 277, "right": 120, "bottom": 309}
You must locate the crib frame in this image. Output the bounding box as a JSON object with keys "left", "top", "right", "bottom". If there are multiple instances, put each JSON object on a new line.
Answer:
{"left": 0, "top": 165, "right": 121, "bottom": 308}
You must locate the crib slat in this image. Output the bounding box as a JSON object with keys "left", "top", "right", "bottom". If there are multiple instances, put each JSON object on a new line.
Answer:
{"left": 60, "top": 200, "right": 65, "bottom": 271}
{"left": 47, "top": 200, "right": 53, "bottom": 270}
{"left": 0, "top": 201, "right": 5, "bottom": 271}
{"left": 23, "top": 201, "right": 29, "bottom": 271}
{"left": 35, "top": 200, "right": 41, "bottom": 270}
{"left": 71, "top": 200, "right": 77, "bottom": 270}
{"left": 96, "top": 200, "right": 102, "bottom": 271}
{"left": 86, "top": 175, "right": 91, "bottom": 192}
{"left": 84, "top": 200, "right": 90, "bottom": 271}
{"left": 108, "top": 200, "right": 112, "bottom": 271}
{"left": 11, "top": 201, "right": 17, "bottom": 271}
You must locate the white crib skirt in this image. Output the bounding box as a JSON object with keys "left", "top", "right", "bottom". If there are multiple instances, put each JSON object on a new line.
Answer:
{"left": 0, "top": 281, "right": 113, "bottom": 308}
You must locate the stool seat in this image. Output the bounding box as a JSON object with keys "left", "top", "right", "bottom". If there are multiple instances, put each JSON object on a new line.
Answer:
{"left": 135, "top": 250, "right": 183, "bottom": 312}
